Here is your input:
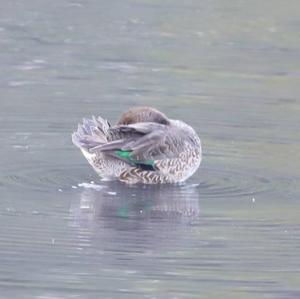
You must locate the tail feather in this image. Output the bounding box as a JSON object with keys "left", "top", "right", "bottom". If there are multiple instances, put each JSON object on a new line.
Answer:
{"left": 72, "top": 116, "right": 110, "bottom": 151}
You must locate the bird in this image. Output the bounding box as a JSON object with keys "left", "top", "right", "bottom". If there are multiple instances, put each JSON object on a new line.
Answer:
{"left": 72, "top": 106, "right": 202, "bottom": 184}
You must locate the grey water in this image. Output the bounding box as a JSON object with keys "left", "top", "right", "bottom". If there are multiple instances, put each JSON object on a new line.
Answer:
{"left": 1, "top": 0, "right": 300, "bottom": 298}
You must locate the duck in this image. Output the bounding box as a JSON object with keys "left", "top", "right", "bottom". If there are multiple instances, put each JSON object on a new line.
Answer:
{"left": 72, "top": 107, "right": 202, "bottom": 184}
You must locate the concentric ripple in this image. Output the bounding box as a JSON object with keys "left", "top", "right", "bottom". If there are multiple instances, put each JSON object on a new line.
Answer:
{"left": 1, "top": 162, "right": 273, "bottom": 199}
{"left": 1, "top": 163, "right": 89, "bottom": 193}
{"left": 196, "top": 167, "right": 272, "bottom": 199}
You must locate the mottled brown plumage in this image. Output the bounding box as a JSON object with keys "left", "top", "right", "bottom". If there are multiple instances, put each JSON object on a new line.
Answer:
{"left": 72, "top": 107, "right": 202, "bottom": 184}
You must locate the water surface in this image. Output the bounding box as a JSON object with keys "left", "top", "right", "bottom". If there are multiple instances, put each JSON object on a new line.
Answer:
{"left": 1, "top": 1, "right": 300, "bottom": 298}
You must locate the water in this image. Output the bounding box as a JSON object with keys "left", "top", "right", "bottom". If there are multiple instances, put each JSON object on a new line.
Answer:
{"left": 1, "top": 0, "right": 300, "bottom": 298}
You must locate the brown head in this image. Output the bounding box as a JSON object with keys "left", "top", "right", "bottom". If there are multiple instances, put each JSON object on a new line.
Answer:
{"left": 117, "top": 106, "right": 170, "bottom": 125}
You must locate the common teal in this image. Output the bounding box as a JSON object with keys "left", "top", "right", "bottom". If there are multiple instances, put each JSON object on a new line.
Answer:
{"left": 72, "top": 107, "right": 202, "bottom": 184}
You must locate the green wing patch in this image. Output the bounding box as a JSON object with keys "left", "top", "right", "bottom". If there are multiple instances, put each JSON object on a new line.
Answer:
{"left": 115, "top": 150, "right": 155, "bottom": 171}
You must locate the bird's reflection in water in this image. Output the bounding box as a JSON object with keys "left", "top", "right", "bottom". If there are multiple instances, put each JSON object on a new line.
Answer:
{"left": 68, "top": 182, "right": 203, "bottom": 281}
{"left": 70, "top": 181, "right": 200, "bottom": 227}
{"left": 69, "top": 182, "right": 203, "bottom": 258}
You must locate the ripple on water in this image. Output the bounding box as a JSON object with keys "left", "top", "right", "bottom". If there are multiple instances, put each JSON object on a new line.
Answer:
{"left": 1, "top": 164, "right": 86, "bottom": 193}
{"left": 1, "top": 162, "right": 273, "bottom": 199}
{"left": 197, "top": 167, "right": 272, "bottom": 199}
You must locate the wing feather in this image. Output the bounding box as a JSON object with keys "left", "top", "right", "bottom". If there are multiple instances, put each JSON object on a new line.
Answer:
{"left": 90, "top": 121, "right": 194, "bottom": 163}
